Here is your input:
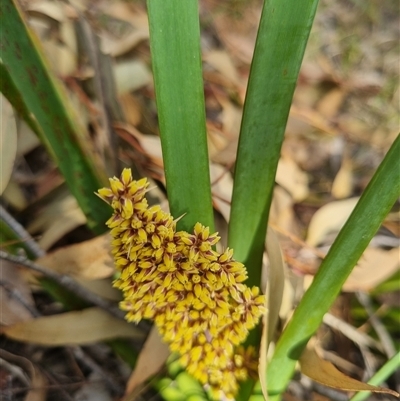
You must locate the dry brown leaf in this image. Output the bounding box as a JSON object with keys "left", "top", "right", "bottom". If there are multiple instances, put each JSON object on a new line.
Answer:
{"left": 123, "top": 326, "right": 170, "bottom": 398}
{"left": 1, "top": 307, "right": 143, "bottom": 346}
{"left": 264, "top": 227, "right": 285, "bottom": 344}
{"left": 331, "top": 158, "right": 354, "bottom": 199}
{"left": 104, "top": 1, "right": 149, "bottom": 28}
{"left": 343, "top": 247, "right": 400, "bottom": 292}
{"left": 204, "top": 50, "right": 240, "bottom": 86}
{"left": 75, "top": 277, "right": 121, "bottom": 301}
{"left": 286, "top": 114, "right": 315, "bottom": 136}
{"left": 124, "top": 126, "right": 163, "bottom": 162}
{"left": 217, "top": 94, "right": 242, "bottom": 140}
{"left": 258, "top": 277, "right": 269, "bottom": 401}
{"left": 114, "top": 60, "right": 152, "bottom": 94}
{"left": 0, "top": 261, "right": 35, "bottom": 325}
{"left": 101, "top": 27, "right": 148, "bottom": 59}
{"left": 211, "top": 2, "right": 260, "bottom": 66}
{"left": 25, "top": 365, "right": 47, "bottom": 401}
{"left": 383, "top": 213, "right": 400, "bottom": 237}
{"left": 290, "top": 104, "right": 340, "bottom": 136}
{"left": 210, "top": 139, "right": 239, "bottom": 166}
{"left": 269, "top": 186, "right": 296, "bottom": 233}
{"left": 278, "top": 278, "right": 296, "bottom": 322}
{"left": 27, "top": 193, "right": 87, "bottom": 250}
{"left": 37, "top": 233, "right": 114, "bottom": 279}
{"left": 300, "top": 344, "right": 399, "bottom": 398}
{"left": 349, "top": 71, "right": 384, "bottom": 94}
{"left": 220, "top": 32, "right": 256, "bottom": 66}
{"left": 0, "top": 95, "right": 17, "bottom": 195}
{"left": 306, "top": 198, "right": 359, "bottom": 247}
{"left": 207, "top": 123, "right": 231, "bottom": 161}
{"left": 16, "top": 120, "right": 41, "bottom": 156}
{"left": 119, "top": 93, "right": 142, "bottom": 126}
{"left": 276, "top": 157, "right": 309, "bottom": 202}
{"left": 1, "top": 180, "right": 27, "bottom": 210}
{"left": 317, "top": 88, "right": 347, "bottom": 119}
{"left": 42, "top": 34, "right": 77, "bottom": 77}
{"left": 301, "top": 61, "right": 330, "bottom": 85}
{"left": 210, "top": 163, "right": 233, "bottom": 222}
{"left": 259, "top": 227, "right": 286, "bottom": 400}
{"left": 100, "top": 5, "right": 149, "bottom": 57}
{"left": 26, "top": 0, "right": 65, "bottom": 22}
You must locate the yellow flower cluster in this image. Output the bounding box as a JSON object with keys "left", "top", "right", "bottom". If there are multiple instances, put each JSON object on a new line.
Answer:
{"left": 97, "top": 169, "right": 265, "bottom": 399}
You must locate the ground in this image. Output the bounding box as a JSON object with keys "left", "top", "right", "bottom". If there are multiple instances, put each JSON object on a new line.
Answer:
{"left": 1, "top": 0, "right": 399, "bottom": 400}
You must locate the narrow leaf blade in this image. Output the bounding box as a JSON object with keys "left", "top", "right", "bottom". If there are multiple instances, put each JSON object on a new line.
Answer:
{"left": 228, "top": 0, "right": 319, "bottom": 287}
{"left": 0, "top": 0, "right": 110, "bottom": 233}
{"left": 147, "top": 0, "right": 213, "bottom": 232}
{"left": 267, "top": 135, "right": 400, "bottom": 398}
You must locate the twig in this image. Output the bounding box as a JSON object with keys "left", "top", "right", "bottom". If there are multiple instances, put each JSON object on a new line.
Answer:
{"left": 71, "top": 346, "right": 124, "bottom": 395}
{"left": 311, "top": 381, "right": 349, "bottom": 401}
{"left": 0, "top": 250, "right": 126, "bottom": 320}
{"left": 0, "top": 204, "right": 45, "bottom": 258}
{"left": 1, "top": 269, "right": 125, "bottom": 398}
{"left": 0, "top": 280, "right": 40, "bottom": 318}
{"left": 270, "top": 221, "right": 327, "bottom": 260}
{"left": 323, "top": 312, "right": 384, "bottom": 352}
{"left": 0, "top": 357, "right": 30, "bottom": 387}
{"left": 75, "top": 14, "right": 122, "bottom": 174}
{"left": 358, "top": 344, "right": 376, "bottom": 379}
{"left": 0, "top": 208, "right": 135, "bottom": 397}
{"left": 319, "top": 349, "right": 363, "bottom": 377}
{"left": 356, "top": 291, "right": 400, "bottom": 387}
{"left": 1, "top": 206, "right": 125, "bottom": 320}
{"left": 300, "top": 376, "right": 349, "bottom": 401}
{"left": 356, "top": 291, "right": 396, "bottom": 359}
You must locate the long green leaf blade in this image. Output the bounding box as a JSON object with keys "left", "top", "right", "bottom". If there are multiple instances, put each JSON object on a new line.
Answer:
{"left": 0, "top": 0, "right": 109, "bottom": 233}
{"left": 228, "top": 2, "right": 319, "bottom": 398}
{"left": 0, "top": 62, "right": 47, "bottom": 146}
{"left": 147, "top": 0, "right": 213, "bottom": 233}
{"left": 228, "top": 0, "right": 319, "bottom": 286}
{"left": 267, "top": 134, "right": 400, "bottom": 399}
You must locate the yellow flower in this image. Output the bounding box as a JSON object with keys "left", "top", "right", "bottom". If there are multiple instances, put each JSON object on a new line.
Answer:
{"left": 97, "top": 168, "right": 266, "bottom": 399}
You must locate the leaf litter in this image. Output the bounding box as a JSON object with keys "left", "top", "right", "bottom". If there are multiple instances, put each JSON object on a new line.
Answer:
{"left": 1, "top": 0, "right": 399, "bottom": 400}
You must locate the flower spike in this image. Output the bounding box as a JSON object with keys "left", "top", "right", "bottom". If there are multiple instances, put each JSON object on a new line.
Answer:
{"left": 97, "top": 169, "right": 265, "bottom": 400}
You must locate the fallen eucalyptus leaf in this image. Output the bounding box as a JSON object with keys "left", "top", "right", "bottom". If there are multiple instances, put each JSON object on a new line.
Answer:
{"left": 37, "top": 233, "right": 114, "bottom": 279}
{"left": 306, "top": 197, "right": 359, "bottom": 246}
{"left": 300, "top": 345, "right": 399, "bottom": 398}
{"left": 343, "top": 247, "right": 400, "bottom": 292}
{"left": 123, "top": 325, "right": 170, "bottom": 399}
{"left": 2, "top": 307, "right": 143, "bottom": 345}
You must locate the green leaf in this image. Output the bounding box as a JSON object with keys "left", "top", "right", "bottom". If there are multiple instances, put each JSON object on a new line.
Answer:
{"left": 228, "top": 0, "right": 319, "bottom": 288}
{"left": 224, "top": 1, "right": 319, "bottom": 399}
{"left": 147, "top": 0, "right": 213, "bottom": 233}
{"left": 0, "top": 61, "right": 46, "bottom": 146}
{"left": 267, "top": 134, "right": 400, "bottom": 399}
{"left": 0, "top": 0, "right": 110, "bottom": 233}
